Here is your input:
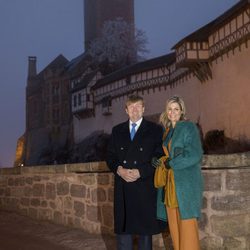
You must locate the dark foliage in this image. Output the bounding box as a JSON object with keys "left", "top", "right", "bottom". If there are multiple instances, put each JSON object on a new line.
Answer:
{"left": 203, "top": 129, "right": 250, "bottom": 154}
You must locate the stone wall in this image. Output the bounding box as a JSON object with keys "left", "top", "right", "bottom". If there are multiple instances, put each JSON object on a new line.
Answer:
{"left": 0, "top": 153, "right": 250, "bottom": 250}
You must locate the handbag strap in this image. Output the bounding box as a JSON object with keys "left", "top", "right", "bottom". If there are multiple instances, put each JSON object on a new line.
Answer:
{"left": 163, "top": 127, "right": 175, "bottom": 157}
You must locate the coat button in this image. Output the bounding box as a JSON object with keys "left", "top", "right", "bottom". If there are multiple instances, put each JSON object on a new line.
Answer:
{"left": 134, "top": 161, "right": 137, "bottom": 164}
{"left": 123, "top": 160, "right": 127, "bottom": 164}
{"left": 120, "top": 147, "right": 124, "bottom": 150}
{"left": 140, "top": 147, "right": 143, "bottom": 151}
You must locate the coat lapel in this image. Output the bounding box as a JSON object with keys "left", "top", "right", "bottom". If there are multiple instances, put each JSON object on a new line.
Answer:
{"left": 120, "top": 120, "right": 131, "bottom": 144}
{"left": 126, "top": 119, "right": 149, "bottom": 153}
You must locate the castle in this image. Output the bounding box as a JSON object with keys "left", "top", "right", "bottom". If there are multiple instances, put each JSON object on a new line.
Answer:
{"left": 15, "top": 0, "right": 250, "bottom": 166}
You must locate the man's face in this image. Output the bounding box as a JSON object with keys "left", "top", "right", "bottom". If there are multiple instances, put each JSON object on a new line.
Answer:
{"left": 125, "top": 101, "right": 145, "bottom": 122}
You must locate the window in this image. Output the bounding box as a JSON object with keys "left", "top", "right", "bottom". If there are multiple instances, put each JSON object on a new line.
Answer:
{"left": 78, "top": 93, "right": 82, "bottom": 105}
{"left": 73, "top": 95, "right": 77, "bottom": 107}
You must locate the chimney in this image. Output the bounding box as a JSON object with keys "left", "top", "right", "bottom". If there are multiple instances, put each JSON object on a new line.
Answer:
{"left": 27, "top": 56, "right": 37, "bottom": 82}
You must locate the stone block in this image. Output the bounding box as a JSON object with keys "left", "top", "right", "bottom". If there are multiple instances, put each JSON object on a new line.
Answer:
{"left": 97, "top": 174, "right": 110, "bottom": 185}
{"left": 226, "top": 170, "right": 250, "bottom": 192}
{"left": 74, "top": 217, "right": 82, "bottom": 228}
{"left": 223, "top": 237, "right": 243, "bottom": 249}
{"left": 39, "top": 209, "right": 52, "bottom": 220}
{"left": 200, "top": 236, "right": 222, "bottom": 250}
{"left": 64, "top": 196, "right": 73, "bottom": 210}
{"left": 78, "top": 174, "right": 96, "bottom": 185}
{"left": 247, "top": 237, "right": 250, "bottom": 250}
{"left": 202, "top": 196, "right": 207, "bottom": 209}
{"left": 70, "top": 184, "right": 86, "bottom": 198}
{"left": 25, "top": 177, "right": 33, "bottom": 185}
{"left": 24, "top": 186, "right": 32, "bottom": 197}
{"left": 5, "top": 188, "right": 11, "bottom": 196}
{"left": 41, "top": 200, "right": 47, "bottom": 207}
{"left": 74, "top": 201, "right": 85, "bottom": 218}
{"left": 15, "top": 177, "right": 25, "bottom": 186}
{"left": 49, "top": 201, "right": 56, "bottom": 209}
{"left": 54, "top": 211, "right": 63, "bottom": 224}
{"left": 0, "top": 167, "right": 21, "bottom": 175}
{"left": 212, "top": 193, "right": 250, "bottom": 211}
{"left": 102, "top": 204, "right": 113, "bottom": 228}
{"left": 91, "top": 187, "right": 107, "bottom": 203}
{"left": 108, "top": 188, "right": 114, "bottom": 202}
{"left": 34, "top": 176, "right": 41, "bottom": 181}
{"left": 211, "top": 214, "right": 249, "bottom": 237}
{"left": 29, "top": 207, "right": 38, "bottom": 219}
{"left": 82, "top": 222, "right": 101, "bottom": 234}
{"left": 4, "top": 198, "right": 19, "bottom": 210}
{"left": 20, "top": 197, "right": 30, "bottom": 206}
{"left": 86, "top": 204, "right": 100, "bottom": 222}
{"left": 46, "top": 183, "right": 56, "bottom": 200}
{"left": 55, "top": 197, "right": 63, "bottom": 210}
{"left": 57, "top": 181, "right": 69, "bottom": 195}
{"left": 67, "top": 216, "right": 74, "bottom": 226}
{"left": 0, "top": 176, "right": 7, "bottom": 186}
{"left": 0, "top": 188, "right": 5, "bottom": 196}
{"left": 11, "top": 187, "right": 24, "bottom": 197}
{"left": 203, "top": 172, "right": 222, "bottom": 191}
{"left": 66, "top": 161, "right": 108, "bottom": 173}
{"left": 199, "top": 212, "right": 208, "bottom": 231}
{"left": 33, "top": 184, "right": 45, "bottom": 197}
{"left": 8, "top": 178, "right": 15, "bottom": 186}
{"left": 202, "top": 153, "right": 250, "bottom": 168}
{"left": 20, "top": 208, "right": 28, "bottom": 216}
{"left": 30, "top": 198, "right": 40, "bottom": 207}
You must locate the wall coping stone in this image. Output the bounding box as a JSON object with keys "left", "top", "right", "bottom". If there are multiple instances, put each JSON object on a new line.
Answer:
{"left": 1, "top": 152, "right": 250, "bottom": 175}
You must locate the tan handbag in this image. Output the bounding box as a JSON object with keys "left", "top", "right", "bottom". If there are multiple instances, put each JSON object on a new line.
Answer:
{"left": 154, "top": 156, "right": 168, "bottom": 188}
{"left": 165, "top": 169, "right": 178, "bottom": 208}
{"left": 154, "top": 129, "right": 178, "bottom": 208}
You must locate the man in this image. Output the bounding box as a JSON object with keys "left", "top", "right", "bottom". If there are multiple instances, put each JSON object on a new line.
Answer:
{"left": 106, "top": 95, "right": 166, "bottom": 250}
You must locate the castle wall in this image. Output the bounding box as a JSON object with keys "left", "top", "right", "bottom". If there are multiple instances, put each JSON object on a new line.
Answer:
{"left": 74, "top": 44, "right": 250, "bottom": 142}
{"left": 0, "top": 153, "right": 249, "bottom": 249}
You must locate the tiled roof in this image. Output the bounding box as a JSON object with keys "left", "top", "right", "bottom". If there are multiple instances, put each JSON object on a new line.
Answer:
{"left": 71, "top": 70, "right": 99, "bottom": 93}
{"left": 65, "top": 52, "right": 92, "bottom": 74}
{"left": 172, "top": 0, "right": 249, "bottom": 48}
{"left": 37, "top": 54, "right": 69, "bottom": 78}
{"left": 92, "top": 52, "right": 176, "bottom": 89}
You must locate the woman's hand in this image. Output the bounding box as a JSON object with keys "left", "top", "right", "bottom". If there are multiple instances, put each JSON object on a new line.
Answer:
{"left": 151, "top": 157, "right": 161, "bottom": 168}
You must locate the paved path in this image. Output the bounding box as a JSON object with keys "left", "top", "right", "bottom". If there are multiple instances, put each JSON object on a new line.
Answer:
{"left": 0, "top": 210, "right": 171, "bottom": 250}
{"left": 0, "top": 210, "right": 116, "bottom": 250}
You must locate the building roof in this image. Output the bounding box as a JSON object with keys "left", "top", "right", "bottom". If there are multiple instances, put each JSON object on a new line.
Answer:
{"left": 64, "top": 52, "right": 93, "bottom": 74}
{"left": 71, "top": 70, "right": 99, "bottom": 93}
{"left": 172, "top": 0, "right": 250, "bottom": 49}
{"left": 36, "top": 54, "right": 69, "bottom": 79}
{"left": 92, "top": 52, "right": 176, "bottom": 89}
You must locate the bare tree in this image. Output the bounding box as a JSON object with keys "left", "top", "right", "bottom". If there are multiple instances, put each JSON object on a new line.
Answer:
{"left": 87, "top": 18, "right": 148, "bottom": 74}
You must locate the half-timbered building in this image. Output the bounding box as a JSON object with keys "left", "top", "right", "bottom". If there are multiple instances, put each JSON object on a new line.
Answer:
{"left": 72, "top": 0, "right": 250, "bottom": 143}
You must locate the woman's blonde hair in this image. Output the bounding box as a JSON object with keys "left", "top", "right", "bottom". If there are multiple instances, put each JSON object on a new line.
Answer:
{"left": 159, "top": 95, "right": 186, "bottom": 129}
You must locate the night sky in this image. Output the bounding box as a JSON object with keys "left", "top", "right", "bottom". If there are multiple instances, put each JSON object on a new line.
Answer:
{"left": 0, "top": 0, "right": 237, "bottom": 167}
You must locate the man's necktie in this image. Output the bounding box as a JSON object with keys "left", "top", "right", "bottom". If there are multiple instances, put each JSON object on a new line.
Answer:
{"left": 130, "top": 123, "right": 137, "bottom": 140}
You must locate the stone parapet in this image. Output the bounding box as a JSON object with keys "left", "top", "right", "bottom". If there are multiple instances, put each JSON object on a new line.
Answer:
{"left": 0, "top": 154, "right": 250, "bottom": 249}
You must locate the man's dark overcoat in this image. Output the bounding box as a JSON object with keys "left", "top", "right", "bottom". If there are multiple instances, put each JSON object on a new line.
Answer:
{"left": 106, "top": 118, "right": 166, "bottom": 234}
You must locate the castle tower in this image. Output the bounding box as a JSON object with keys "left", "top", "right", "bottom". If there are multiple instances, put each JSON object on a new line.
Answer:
{"left": 26, "top": 56, "right": 42, "bottom": 131}
{"left": 84, "top": 0, "right": 134, "bottom": 50}
{"left": 27, "top": 56, "right": 37, "bottom": 85}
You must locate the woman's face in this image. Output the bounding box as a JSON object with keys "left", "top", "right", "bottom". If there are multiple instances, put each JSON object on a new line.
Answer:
{"left": 167, "top": 101, "right": 182, "bottom": 126}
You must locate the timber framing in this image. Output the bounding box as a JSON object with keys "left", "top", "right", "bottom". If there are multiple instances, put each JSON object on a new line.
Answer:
{"left": 72, "top": 0, "right": 250, "bottom": 119}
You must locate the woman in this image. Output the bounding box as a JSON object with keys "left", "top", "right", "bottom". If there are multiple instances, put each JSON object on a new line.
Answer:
{"left": 154, "top": 96, "right": 203, "bottom": 250}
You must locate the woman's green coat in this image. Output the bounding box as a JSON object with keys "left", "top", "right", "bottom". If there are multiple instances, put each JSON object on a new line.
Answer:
{"left": 161, "top": 121, "right": 204, "bottom": 220}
